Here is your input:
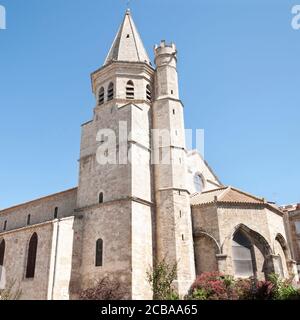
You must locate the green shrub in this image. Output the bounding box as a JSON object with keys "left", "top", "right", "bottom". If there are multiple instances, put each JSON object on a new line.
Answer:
{"left": 187, "top": 272, "right": 300, "bottom": 300}
{"left": 187, "top": 272, "right": 238, "bottom": 300}
{"left": 146, "top": 258, "right": 178, "bottom": 300}
{"left": 190, "top": 288, "right": 209, "bottom": 300}
{"left": 268, "top": 273, "right": 300, "bottom": 300}
{"left": 168, "top": 292, "right": 180, "bottom": 300}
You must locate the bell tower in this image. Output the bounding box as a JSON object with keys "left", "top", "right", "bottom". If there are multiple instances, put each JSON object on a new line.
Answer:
{"left": 76, "top": 9, "right": 154, "bottom": 299}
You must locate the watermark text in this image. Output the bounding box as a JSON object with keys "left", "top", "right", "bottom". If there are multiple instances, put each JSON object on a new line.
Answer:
{"left": 0, "top": 4, "right": 6, "bottom": 30}
{"left": 95, "top": 122, "right": 205, "bottom": 166}
{"left": 292, "top": 5, "right": 300, "bottom": 30}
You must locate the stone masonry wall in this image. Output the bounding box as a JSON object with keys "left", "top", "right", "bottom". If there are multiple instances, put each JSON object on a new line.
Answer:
{"left": 192, "top": 204, "right": 290, "bottom": 280}
{"left": 0, "top": 222, "right": 54, "bottom": 300}
{"left": 0, "top": 188, "right": 77, "bottom": 233}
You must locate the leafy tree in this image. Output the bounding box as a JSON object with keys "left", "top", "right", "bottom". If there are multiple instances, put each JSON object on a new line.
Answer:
{"left": 147, "top": 258, "right": 179, "bottom": 300}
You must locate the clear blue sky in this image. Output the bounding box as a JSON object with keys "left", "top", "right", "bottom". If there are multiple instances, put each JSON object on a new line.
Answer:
{"left": 0, "top": 0, "right": 299, "bottom": 209}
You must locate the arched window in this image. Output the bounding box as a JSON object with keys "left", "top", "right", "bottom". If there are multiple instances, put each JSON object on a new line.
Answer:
{"left": 194, "top": 174, "right": 204, "bottom": 193}
{"left": 26, "top": 233, "right": 38, "bottom": 279}
{"left": 54, "top": 207, "right": 58, "bottom": 219}
{"left": 232, "top": 230, "right": 255, "bottom": 278}
{"left": 27, "top": 214, "right": 31, "bottom": 225}
{"left": 95, "top": 238, "right": 103, "bottom": 267}
{"left": 146, "top": 84, "right": 152, "bottom": 101}
{"left": 126, "top": 80, "right": 134, "bottom": 100}
{"left": 0, "top": 239, "right": 5, "bottom": 266}
{"left": 107, "top": 82, "right": 114, "bottom": 101}
{"left": 98, "top": 87, "right": 104, "bottom": 105}
{"left": 99, "top": 192, "right": 104, "bottom": 204}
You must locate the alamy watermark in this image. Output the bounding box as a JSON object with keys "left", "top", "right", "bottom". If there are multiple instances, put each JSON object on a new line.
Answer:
{"left": 95, "top": 121, "right": 204, "bottom": 166}
{"left": 0, "top": 4, "right": 6, "bottom": 30}
{"left": 292, "top": 5, "right": 300, "bottom": 30}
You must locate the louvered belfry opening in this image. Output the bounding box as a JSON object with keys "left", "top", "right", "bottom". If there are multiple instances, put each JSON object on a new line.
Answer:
{"left": 146, "top": 84, "right": 152, "bottom": 101}
{"left": 126, "top": 80, "right": 134, "bottom": 100}
{"left": 98, "top": 87, "right": 105, "bottom": 105}
{"left": 107, "top": 82, "right": 114, "bottom": 101}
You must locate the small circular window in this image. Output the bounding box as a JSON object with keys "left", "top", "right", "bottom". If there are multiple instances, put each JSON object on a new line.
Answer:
{"left": 194, "top": 174, "right": 204, "bottom": 193}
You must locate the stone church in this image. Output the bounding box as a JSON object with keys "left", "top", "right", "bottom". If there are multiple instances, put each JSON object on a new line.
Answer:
{"left": 0, "top": 10, "right": 298, "bottom": 300}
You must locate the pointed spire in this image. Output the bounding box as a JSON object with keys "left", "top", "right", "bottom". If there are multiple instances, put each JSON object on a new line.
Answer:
{"left": 104, "top": 10, "right": 151, "bottom": 66}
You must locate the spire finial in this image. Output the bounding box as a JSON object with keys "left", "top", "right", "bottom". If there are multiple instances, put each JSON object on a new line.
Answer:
{"left": 103, "top": 5, "right": 151, "bottom": 66}
{"left": 126, "top": 0, "right": 131, "bottom": 12}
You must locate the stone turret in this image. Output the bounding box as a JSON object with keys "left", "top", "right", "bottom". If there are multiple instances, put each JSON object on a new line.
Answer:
{"left": 154, "top": 41, "right": 179, "bottom": 99}
{"left": 152, "top": 41, "right": 196, "bottom": 297}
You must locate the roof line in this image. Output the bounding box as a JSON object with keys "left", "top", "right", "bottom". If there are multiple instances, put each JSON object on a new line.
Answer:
{"left": 187, "top": 149, "right": 223, "bottom": 186}
{"left": 190, "top": 186, "right": 227, "bottom": 198}
{"left": 104, "top": 17, "right": 123, "bottom": 64}
{"left": 218, "top": 187, "right": 231, "bottom": 200}
{"left": 227, "top": 186, "right": 265, "bottom": 202}
{"left": 0, "top": 187, "right": 78, "bottom": 213}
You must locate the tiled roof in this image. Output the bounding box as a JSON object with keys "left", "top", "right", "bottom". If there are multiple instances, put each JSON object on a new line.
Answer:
{"left": 191, "top": 186, "right": 265, "bottom": 206}
{"left": 190, "top": 187, "right": 227, "bottom": 205}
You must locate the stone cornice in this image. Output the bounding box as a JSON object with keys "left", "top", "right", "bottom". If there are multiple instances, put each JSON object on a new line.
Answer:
{"left": 91, "top": 60, "right": 154, "bottom": 77}
{"left": 81, "top": 119, "right": 93, "bottom": 127}
{"left": 128, "top": 139, "right": 151, "bottom": 152}
{"left": 153, "top": 97, "right": 184, "bottom": 108}
{"left": 0, "top": 220, "right": 53, "bottom": 236}
{"left": 155, "top": 63, "right": 177, "bottom": 71}
{"left": 156, "top": 188, "right": 191, "bottom": 195}
{"left": 0, "top": 216, "right": 75, "bottom": 237}
{"left": 91, "top": 61, "right": 154, "bottom": 93}
{"left": 93, "top": 99, "right": 151, "bottom": 113}
{"left": 75, "top": 196, "right": 153, "bottom": 213}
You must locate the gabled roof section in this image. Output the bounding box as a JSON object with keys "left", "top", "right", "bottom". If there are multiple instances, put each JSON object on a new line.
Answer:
{"left": 104, "top": 9, "right": 151, "bottom": 66}
{"left": 191, "top": 186, "right": 265, "bottom": 206}
{"left": 187, "top": 150, "right": 223, "bottom": 187}
{"left": 190, "top": 187, "right": 227, "bottom": 206}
